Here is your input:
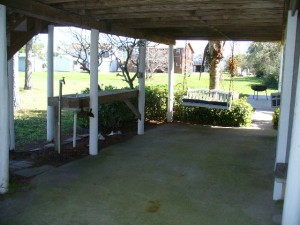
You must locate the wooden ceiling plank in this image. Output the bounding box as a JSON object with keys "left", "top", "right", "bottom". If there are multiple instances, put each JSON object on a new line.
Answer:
{"left": 0, "top": 0, "right": 175, "bottom": 44}
{"left": 38, "top": 0, "right": 77, "bottom": 4}
{"left": 61, "top": 0, "right": 283, "bottom": 10}
{"left": 71, "top": 2, "right": 284, "bottom": 14}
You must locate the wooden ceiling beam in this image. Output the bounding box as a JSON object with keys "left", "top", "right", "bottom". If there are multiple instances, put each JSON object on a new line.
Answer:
{"left": 38, "top": 0, "right": 77, "bottom": 4}
{"left": 112, "top": 20, "right": 281, "bottom": 29}
{"left": 75, "top": 2, "right": 283, "bottom": 15}
{"left": 0, "top": 0, "right": 175, "bottom": 44}
{"left": 60, "top": 0, "right": 283, "bottom": 10}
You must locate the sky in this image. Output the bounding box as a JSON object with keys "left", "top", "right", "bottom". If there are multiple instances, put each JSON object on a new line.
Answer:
{"left": 38, "top": 27, "right": 251, "bottom": 57}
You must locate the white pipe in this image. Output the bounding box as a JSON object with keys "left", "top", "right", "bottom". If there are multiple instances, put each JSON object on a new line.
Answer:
{"left": 282, "top": 57, "right": 300, "bottom": 225}
{"left": 273, "top": 10, "right": 298, "bottom": 200}
{"left": 73, "top": 111, "right": 77, "bottom": 148}
{"left": 89, "top": 29, "right": 99, "bottom": 155}
{"left": 0, "top": 4, "right": 9, "bottom": 194}
{"left": 138, "top": 40, "right": 146, "bottom": 135}
{"left": 47, "top": 25, "right": 54, "bottom": 141}
{"left": 57, "top": 77, "right": 65, "bottom": 154}
{"left": 167, "top": 45, "right": 174, "bottom": 122}
{"left": 8, "top": 55, "right": 15, "bottom": 150}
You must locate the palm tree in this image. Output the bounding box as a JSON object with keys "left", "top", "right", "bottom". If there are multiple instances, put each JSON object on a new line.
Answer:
{"left": 208, "top": 41, "right": 224, "bottom": 90}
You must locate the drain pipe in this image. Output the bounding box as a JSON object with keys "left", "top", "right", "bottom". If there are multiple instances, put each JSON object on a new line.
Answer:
{"left": 58, "top": 77, "right": 65, "bottom": 153}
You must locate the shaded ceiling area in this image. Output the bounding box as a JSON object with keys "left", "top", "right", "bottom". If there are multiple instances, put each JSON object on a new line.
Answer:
{"left": 1, "top": 0, "right": 300, "bottom": 58}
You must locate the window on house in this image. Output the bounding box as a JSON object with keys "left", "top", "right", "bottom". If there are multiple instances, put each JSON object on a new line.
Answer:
{"left": 176, "top": 49, "right": 181, "bottom": 54}
{"left": 101, "top": 51, "right": 110, "bottom": 58}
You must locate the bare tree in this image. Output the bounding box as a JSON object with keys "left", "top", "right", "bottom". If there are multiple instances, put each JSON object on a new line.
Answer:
{"left": 24, "top": 39, "right": 33, "bottom": 90}
{"left": 146, "top": 43, "right": 168, "bottom": 79}
{"left": 12, "top": 54, "right": 21, "bottom": 109}
{"left": 107, "top": 36, "right": 139, "bottom": 89}
{"left": 59, "top": 28, "right": 113, "bottom": 74}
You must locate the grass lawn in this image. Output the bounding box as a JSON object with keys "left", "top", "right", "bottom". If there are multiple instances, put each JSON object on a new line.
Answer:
{"left": 15, "top": 71, "right": 277, "bottom": 149}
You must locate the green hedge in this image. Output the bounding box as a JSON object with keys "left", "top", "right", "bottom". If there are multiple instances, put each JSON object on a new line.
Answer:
{"left": 78, "top": 85, "right": 253, "bottom": 131}
{"left": 273, "top": 108, "right": 280, "bottom": 129}
{"left": 146, "top": 85, "right": 253, "bottom": 127}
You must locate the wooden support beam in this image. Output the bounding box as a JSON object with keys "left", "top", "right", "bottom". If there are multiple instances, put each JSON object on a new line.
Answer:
{"left": 48, "top": 89, "right": 139, "bottom": 108}
{"left": 290, "top": 0, "right": 300, "bottom": 15}
{"left": 0, "top": 0, "right": 175, "bottom": 44}
{"left": 7, "top": 18, "right": 49, "bottom": 59}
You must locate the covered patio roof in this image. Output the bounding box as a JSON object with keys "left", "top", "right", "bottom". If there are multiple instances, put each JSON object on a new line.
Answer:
{"left": 1, "top": 0, "right": 299, "bottom": 59}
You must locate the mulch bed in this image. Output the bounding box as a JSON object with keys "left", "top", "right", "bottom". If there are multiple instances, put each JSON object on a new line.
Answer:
{"left": 10, "top": 121, "right": 161, "bottom": 168}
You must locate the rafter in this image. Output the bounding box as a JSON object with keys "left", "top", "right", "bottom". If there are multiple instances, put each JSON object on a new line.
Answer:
{"left": 0, "top": 0, "right": 175, "bottom": 44}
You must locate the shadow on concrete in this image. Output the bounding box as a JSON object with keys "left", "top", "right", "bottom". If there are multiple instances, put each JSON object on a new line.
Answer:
{"left": 0, "top": 123, "right": 281, "bottom": 225}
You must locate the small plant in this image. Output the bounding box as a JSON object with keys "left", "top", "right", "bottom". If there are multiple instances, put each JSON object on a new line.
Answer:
{"left": 273, "top": 108, "right": 280, "bottom": 129}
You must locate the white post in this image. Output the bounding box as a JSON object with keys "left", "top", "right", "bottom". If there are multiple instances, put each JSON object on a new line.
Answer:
{"left": 167, "top": 45, "right": 174, "bottom": 122}
{"left": 0, "top": 4, "right": 9, "bottom": 194}
{"left": 278, "top": 45, "right": 284, "bottom": 92}
{"left": 282, "top": 57, "right": 300, "bottom": 225}
{"left": 8, "top": 54, "right": 16, "bottom": 150}
{"left": 47, "top": 25, "right": 54, "bottom": 142}
{"left": 89, "top": 29, "right": 99, "bottom": 155}
{"left": 138, "top": 40, "right": 146, "bottom": 135}
{"left": 273, "top": 10, "right": 298, "bottom": 200}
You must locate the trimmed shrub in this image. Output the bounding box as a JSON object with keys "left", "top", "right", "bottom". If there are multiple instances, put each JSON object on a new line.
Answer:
{"left": 78, "top": 86, "right": 136, "bottom": 132}
{"left": 174, "top": 97, "right": 253, "bottom": 127}
{"left": 78, "top": 85, "right": 254, "bottom": 130}
{"left": 273, "top": 108, "right": 280, "bottom": 129}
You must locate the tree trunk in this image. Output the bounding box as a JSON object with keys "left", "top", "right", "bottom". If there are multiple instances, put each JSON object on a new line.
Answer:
{"left": 24, "top": 39, "right": 33, "bottom": 90}
{"left": 209, "top": 41, "right": 223, "bottom": 90}
{"left": 209, "top": 58, "right": 221, "bottom": 90}
{"left": 12, "top": 53, "right": 21, "bottom": 109}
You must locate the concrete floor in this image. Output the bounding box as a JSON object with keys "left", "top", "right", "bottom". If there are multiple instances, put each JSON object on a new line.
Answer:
{"left": 0, "top": 122, "right": 281, "bottom": 225}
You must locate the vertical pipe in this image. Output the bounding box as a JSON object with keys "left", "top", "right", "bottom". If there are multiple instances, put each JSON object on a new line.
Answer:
{"left": 57, "top": 77, "right": 65, "bottom": 154}
{"left": 282, "top": 57, "right": 300, "bottom": 225}
{"left": 167, "top": 45, "right": 174, "bottom": 122}
{"left": 89, "top": 29, "right": 99, "bottom": 155}
{"left": 0, "top": 4, "right": 9, "bottom": 194}
{"left": 8, "top": 55, "right": 15, "bottom": 150}
{"left": 47, "top": 25, "right": 54, "bottom": 141}
{"left": 73, "top": 111, "right": 77, "bottom": 148}
{"left": 138, "top": 40, "right": 146, "bottom": 135}
{"left": 273, "top": 10, "right": 298, "bottom": 200}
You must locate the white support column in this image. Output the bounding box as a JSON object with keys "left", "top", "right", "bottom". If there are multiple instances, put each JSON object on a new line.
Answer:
{"left": 167, "top": 45, "right": 174, "bottom": 122}
{"left": 282, "top": 57, "right": 300, "bottom": 225}
{"left": 8, "top": 54, "right": 17, "bottom": 150}
{"left": 138, "top": 40, "right": 146, "bottom": 135}
{"left": 273, "top": 10, "right": 298, "bottom": 200}
{"left": 47, "top": 25, "right": 54, "bottom": 142}
{"left": 0, "top": 4, "right": 9, "bottom": 194}
{"left": 278, "top": 45, "right": 284, "bottom": 92}
{"left": 89, "top": 29, "right": 99, "bottom": 155}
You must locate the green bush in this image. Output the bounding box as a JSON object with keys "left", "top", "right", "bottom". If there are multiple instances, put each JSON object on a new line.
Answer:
{"left": 273, "top": 108, "right": 280, "bottom": 129}
{"left": 78, "top": 86, "right": 136, "bottom": 132}
{"left": 145, "top": 85, "right": 168, "bottom": 120}
{"left": 78, "top": 85, "right": 254, "bottom": 130}
{"left": 174, "top": 97, "right": 253, "bottom": 127}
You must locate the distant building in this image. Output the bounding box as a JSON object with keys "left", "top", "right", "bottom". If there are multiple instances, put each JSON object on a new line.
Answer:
{"left": 18, "top": 53, "right": 45, "bottom": 72}
{"left": 174, "top": 43, "right": 194, "bottom": 75}
{"left": 54, "top": 55, "right": 80, "bottom": 72}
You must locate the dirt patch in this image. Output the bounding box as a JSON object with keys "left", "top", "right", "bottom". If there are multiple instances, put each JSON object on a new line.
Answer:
{"left": 10, "top": 121, "right": 161, "bottom": 167}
